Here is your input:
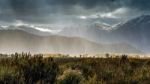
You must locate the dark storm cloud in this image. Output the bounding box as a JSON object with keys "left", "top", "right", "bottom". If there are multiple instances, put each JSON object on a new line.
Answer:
{"left": 9, "top": 0, "right": 39, "bottom": 14}
{"left": 129, "top": 0, "right": 150, "bottom": 11}
{"left": 0, "top": 0, "right": 149, "bottom": 23}
{"left": 0, "top": 0, "right": 150, "bottom": 15}
{"left": 47, "top": 0, "right": 118, "bottom": 8}
{"left": 7, "top": 0, "right": 120, "bottom": 15}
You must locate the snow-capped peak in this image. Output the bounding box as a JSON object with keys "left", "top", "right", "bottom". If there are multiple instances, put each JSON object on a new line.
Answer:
{"left": 94, "top": 22, "right": 112, "bottom": 30}
{"left": 0, "top": 23, "right": 63, "bottom": 36}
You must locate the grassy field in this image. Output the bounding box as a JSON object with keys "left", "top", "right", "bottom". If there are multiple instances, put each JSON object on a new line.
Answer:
{"left": 0, "top": 53, "right": 150, "bottom": 84}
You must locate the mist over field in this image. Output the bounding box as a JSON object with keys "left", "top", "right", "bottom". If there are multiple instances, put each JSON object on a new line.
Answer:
{"left": 0, "top": 0, "right": 149, "bottom": 54}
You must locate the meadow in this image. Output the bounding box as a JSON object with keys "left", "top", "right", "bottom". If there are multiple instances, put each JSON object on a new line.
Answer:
{"left": 0, "top": 53, "right": 150, "bottom": 84}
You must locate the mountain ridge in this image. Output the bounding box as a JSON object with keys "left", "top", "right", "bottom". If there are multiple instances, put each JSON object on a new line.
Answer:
{"left": 0, "top": 29, "right": 142, "bottom": 54}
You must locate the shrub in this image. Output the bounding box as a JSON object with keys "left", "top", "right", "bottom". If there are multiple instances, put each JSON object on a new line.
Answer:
{"left": 57, "top": 69, "right": 84, "bottom": 84}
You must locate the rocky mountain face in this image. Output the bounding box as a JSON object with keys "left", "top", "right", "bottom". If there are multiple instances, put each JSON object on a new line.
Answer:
{"left": 79, "top": 15, "right": 150, "bottom": 53}
{"left": 112, "top": 15, "right": 150, "bottom": 53}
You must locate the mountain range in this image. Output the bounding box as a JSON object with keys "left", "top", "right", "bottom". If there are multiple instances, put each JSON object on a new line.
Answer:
{"left": 0, "top": 15, "right": 150, "bottom": 54}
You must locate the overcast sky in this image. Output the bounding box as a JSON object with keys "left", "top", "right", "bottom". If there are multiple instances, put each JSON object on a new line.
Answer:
{"left": 0, "top": 0, "right": 149, "bottom": 26}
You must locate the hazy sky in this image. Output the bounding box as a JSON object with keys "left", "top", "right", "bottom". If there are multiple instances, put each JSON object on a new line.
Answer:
{"left": 0, "top": 0, "right": 149, "bottom": 26}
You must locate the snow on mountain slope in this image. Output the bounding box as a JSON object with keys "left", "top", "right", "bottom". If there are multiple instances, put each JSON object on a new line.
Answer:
{"left": 0, "top": 24, "right": 63, "bottom": 36}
